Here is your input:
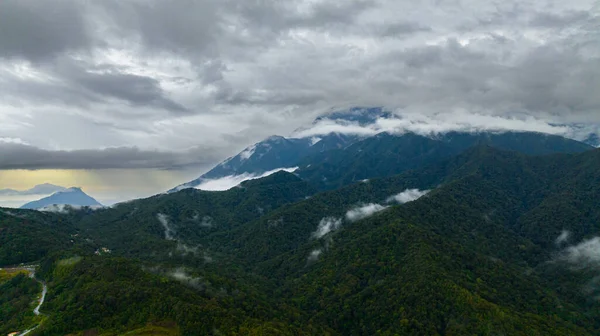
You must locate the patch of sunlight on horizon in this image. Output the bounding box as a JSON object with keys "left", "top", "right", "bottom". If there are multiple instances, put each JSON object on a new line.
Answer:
{"left": 0, "top": 168, "right": 204, "bottom": 207}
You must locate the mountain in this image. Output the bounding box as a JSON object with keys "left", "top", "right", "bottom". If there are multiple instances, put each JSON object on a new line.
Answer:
{"left": 0, "top": 183, "right": 66, "bottom": 196}
{"left": 170, "top": 133, "right": 358, "bottom": 192}
{"left": 170, "top": 107, "right": 391, "bottom": 191}
{"left": 5, "top": 140, "right": 600, "bottom": 334}
{"left": 295, "top": 130, "right": 593, "bottom": 190}
{"left": 171, "top": 107, "right": 593, "bottom": 192}
{"left": 20, "top": 187, "right": 103, "bottom": 210}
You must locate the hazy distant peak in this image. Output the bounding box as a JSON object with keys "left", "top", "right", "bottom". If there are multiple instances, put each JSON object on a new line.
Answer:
{"left": 0, "top": 183, "right": 67, "bottom": 196}
{"left": 20, "top": 187, "right": 102, "bottom": 210}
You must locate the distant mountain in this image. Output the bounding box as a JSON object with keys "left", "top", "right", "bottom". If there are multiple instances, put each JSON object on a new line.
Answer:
{"left": 171, "top": 107, "right": 594, "bottom": 192}
{"left": 0, "top": 183, "right": 67, "bottom": 196}
{"left": 20, "top": 187, "right": 103, "bottom": 210}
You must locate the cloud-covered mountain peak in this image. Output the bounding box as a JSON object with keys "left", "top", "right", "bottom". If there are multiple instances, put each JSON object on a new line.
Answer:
{"left": 313, "top": 107, "right": 393, "bottom": 126}
{"left": 170, "top": 106, "right": 595, "bottom": 192}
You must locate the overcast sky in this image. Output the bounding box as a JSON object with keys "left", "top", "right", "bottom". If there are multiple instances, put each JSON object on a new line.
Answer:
{"left": 0, "top": 0, "right": 598, "bottom": 204}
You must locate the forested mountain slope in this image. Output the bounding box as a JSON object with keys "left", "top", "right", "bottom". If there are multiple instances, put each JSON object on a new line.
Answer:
{"left": 295, "top": 131, "right": 593, "bottom": 190}
{"left": 3, "top": 145, "right": 600, "bottom": 335}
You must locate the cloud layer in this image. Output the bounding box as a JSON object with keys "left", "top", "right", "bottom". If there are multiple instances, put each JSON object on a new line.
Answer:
{"left": 0, "top": 142, "right": 224, "bottom": 170}
{"left": 0, "top": 0, "right": 598, "bottom": 172}
{"left": 192, "top": 167, "right": 298, "bottom": 191}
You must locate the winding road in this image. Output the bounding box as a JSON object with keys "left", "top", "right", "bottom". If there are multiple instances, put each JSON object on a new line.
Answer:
{"left": 9, "top": 266, "right": 47, "bottom": 336}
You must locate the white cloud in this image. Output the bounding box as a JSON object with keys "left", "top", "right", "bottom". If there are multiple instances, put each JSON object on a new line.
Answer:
{"left": 294, "top": 112, "right": 573, "bottom": 138}
{"left": 345, "top": 203, "right": 388, "bottom": 222}
{"left": 170, "top": 268, "right": 206, "bottom": 289}
{"left": 312, "top": 217, "right": 342, "bottom": 239}
{"left": 239, "top": 144, "right": 256, "bottom": 161}
{"left": 556, "top": 230, "right": 571, "bottom": 246}
{"left": 176, "top": 243, "right": 199, "bottom": 256}
{"left": 157, "top": 213, "right": 176, "bottom": 240}
{"left": 38, "top": 204, "right": 104, "bottom": 213}
{"left": 559, "top": 237, "right": 600, "bottom": 268}
{"left": 307, "top": 249, "right": 323, "bottom": 262}
{"left": 0, "top": 137, "right": 28, "bottom": 145}
{"left": 386, "top": 189, "right": 430, "bottom": 204}
{"left": 193, "top": 167, "right": 298, "bottom": 191}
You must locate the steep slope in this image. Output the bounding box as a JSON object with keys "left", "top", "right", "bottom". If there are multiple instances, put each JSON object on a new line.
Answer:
{"left": 20, "top": 187, "right": 102, "bottom": 210}
{"left": 171, "top": 133, "right": 357, "bottom": 191}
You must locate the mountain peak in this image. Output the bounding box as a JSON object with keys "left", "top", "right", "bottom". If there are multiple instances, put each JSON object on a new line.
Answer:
{"left": 20, "top": 187, "right": 102, "bottom": 210}
{"left": 313, "top": 107, "right": 392, "bottom": 126}
{"left": 0, "top": 183, "right": 67, "bottom": 196}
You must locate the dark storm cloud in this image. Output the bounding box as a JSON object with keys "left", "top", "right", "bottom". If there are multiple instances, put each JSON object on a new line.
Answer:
{"left": 377, "top": 22, "right": 432, "bottom": 37}
{"left": 97, "top": 0, "right": 221, "bottom": 55}
{"left": 0, "top": 60, "right": 188, "bottom": 113}
{"left": 58, "top": 63, "right": 189, "bottom": 113}
{"left": 0, "top": 0, "right": 91, "bottom": 61}
{"left": 0, "top": 142, "right": 221, "bottom": 170}
{"left": 529, "top": 11, "right": 592, "bottom": 28}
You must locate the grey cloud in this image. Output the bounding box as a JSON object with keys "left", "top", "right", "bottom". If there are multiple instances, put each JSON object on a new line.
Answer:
{"left": 0, "top": 0, "right": 598, "bottom": 176}
{"left": 529, "top": 11, "right": 592, "bottom": 28}
{"left": 62, "top": 65, "right": 189, "bottom": 113}
{"left": 293, "top": 0, "right": 376, "bottom": 29}
{"left": 97, "top": 0, "right": 221, "bottom": 56}
{"left": 0, "top": 142, "right": 220, "bottom": 170}
{"left": 229, "top": 0, "right": 377, "bottom": 33}
{"left": 0, "top": 60, "right": 188, "bottom": 113}
{"left": 377, "top": 22, "right": 432, "bottom": 37}
{"left": 0, "top": 0, "right": 91, "bottom": 61}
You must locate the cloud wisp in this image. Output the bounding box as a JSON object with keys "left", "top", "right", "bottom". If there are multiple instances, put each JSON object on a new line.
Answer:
{"left": 345, "top": 203, "right": 389, "bottom": 222}
{"left": 307, "top": 249, "right": 323, "bottom": 262}
{"left": 558, "top": 237, "right": 600, "bottom": 269}
{"left": 0, "top": 142, "right": 223, "bottom": 170}
{"left": 192, "top": 167, "right": 298, "bottom": 191}
{"left": 386, "top": 189, "right": 430, "bottom": 204}
{"left": 39, "top": 204, "right": 104, "bottom": 214}
{"left": 556, "top": 230, "right": 571, "bottom": 246}
{"left": 312, "top": 217, "right": 343, "bottom": 239}
{"left": 157, "top": 213, "right": 176, "bottom": 241}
